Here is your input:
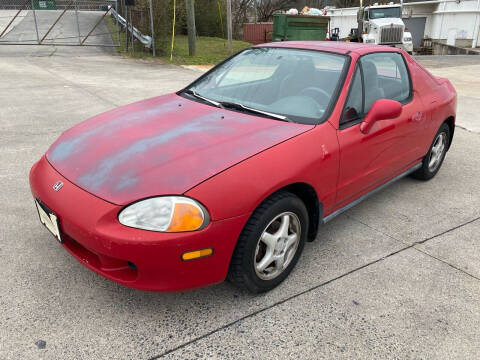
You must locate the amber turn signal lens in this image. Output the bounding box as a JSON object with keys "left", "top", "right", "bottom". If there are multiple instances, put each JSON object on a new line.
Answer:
{"left": 167, "top": 202, "right": 205, "bottom": 232}
{"left": 182, "top": 248, "right": 213, "bottom": 261}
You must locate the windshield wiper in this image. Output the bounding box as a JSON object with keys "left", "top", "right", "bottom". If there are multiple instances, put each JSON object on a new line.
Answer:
{"left": 219, "top": 101, "right": 290, "bottom": 122}
{"left": 182, "top": 89, "right": 223, "bottom": 109}
{"left": 183, "top": 90, "right": 290, "bottom": 122}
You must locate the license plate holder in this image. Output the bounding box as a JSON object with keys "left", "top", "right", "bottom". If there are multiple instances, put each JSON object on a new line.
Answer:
{"left": 35, "top": 199, "right": 62, "bottom": 243}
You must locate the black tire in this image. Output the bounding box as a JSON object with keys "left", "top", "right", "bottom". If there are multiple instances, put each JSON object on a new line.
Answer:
{"left": 227, "top": 191, "right": 308, "bottom": 293}
{"left": 412, "top": 123, "right": 450, "bottom": 181}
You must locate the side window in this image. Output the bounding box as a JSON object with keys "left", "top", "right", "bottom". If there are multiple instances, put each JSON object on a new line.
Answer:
{"left": 360, "top": 53, "right": 411, "bottom": 113}
{"left": 341, "top": 66, "right": 363, "bottom": 126}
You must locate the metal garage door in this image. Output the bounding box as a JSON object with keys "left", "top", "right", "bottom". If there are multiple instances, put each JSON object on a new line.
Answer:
{"left": 402, "top": 17, "right": 426, "bottom": 48}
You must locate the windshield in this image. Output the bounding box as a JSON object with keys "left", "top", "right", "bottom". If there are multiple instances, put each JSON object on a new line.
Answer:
{"left": 369, "top": 7, "right": 401, "bottom": 19}
{"left": 183, "top": 47, "right": 347, "bottom": 124}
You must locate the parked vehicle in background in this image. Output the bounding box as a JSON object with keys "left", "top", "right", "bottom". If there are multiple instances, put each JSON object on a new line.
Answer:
{"left": 356, "top": 2, "right": 413, "bottom": 53}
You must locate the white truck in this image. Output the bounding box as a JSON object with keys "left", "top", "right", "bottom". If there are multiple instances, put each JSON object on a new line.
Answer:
{"left": 356, "top": 2, "right": 413, "bottom": 53}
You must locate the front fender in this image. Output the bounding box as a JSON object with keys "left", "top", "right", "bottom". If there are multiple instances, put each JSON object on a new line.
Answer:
{"left": 185, "top": 122, "right": 340, "bottom": 221}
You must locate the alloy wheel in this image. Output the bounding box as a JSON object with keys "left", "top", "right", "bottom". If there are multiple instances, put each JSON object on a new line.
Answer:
{"left": 428, "top": 132, "right": 447, "bottom": 172}
{"left": 254, "top": 212, "right": 301, "bottom": 281}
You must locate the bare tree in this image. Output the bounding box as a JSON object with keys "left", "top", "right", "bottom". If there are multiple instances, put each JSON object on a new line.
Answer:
{"left": 229, "top": 0, "right": 297, "bottom": 38}
{"left": 334, "top": 0, "right": 360, "bottom": 8}
{"left": 231, "top": 0, "right": 253, "bottom": 38}
{"left": 256, "top": 0, "right": 293, "bottom": 22}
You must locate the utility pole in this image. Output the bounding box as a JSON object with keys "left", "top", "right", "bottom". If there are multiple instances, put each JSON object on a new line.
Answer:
{"left": 125, "top": 2, "right": 129, "bottom": 51}
{"left": 125, "top": 0, "right": 135, "bottom": 52}
{"left": 185, "top": 0, "right": 196, "bottom": 56}
{"left": 123, "top": 0, "right": 128, "bottom": 52}
{"left": 226, "top": 0, "right": 232, "bottom": 53}
{"left": 130, "top": 8, "right": 134, "bottom": 54}
{"left": 149, "top": 0, "right": 155, "bottom": 56}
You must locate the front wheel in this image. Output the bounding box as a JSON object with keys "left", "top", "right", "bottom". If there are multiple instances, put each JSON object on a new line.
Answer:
{"left": 412, "top": 123, "right": 450, "bottom": 180}
{"left": 227, "top": 191, "right": 308, "bottom": 293}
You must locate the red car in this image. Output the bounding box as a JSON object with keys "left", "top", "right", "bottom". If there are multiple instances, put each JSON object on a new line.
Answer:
{"left": 30, "top": 42, "right": 456, "bottom": 293}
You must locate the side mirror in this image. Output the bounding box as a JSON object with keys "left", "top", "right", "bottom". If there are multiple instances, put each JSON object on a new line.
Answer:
{"left": 360, "top": 99, "right": 402, "bottom": 134}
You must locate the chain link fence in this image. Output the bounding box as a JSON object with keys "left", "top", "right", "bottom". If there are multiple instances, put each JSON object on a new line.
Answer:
{"left": 0, "top": 0, "right": 120, "bottom": 46}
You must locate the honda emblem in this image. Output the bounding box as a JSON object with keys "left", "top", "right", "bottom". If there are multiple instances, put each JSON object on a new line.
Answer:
{"left": 53, "top": 181, "right": 64, "bottom": 192}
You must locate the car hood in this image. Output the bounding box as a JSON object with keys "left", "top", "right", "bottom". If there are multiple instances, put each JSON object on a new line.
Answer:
{"left": 46, "top": 94, "right": 313, "bottom": 205}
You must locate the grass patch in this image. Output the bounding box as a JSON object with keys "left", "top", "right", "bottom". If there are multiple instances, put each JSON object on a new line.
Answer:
{"left": 156, "top": 35, "right": 251, "bottom": 65}
{"left": 105, "top": 16, "right": 251, "bottom": 65}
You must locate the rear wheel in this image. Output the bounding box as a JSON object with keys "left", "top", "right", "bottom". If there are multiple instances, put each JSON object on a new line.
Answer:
{"left": 412, "top": 123, "right": 450, "bottom": 180}
{"left": 228, "top": 191, "right": 308, "bottom": 293}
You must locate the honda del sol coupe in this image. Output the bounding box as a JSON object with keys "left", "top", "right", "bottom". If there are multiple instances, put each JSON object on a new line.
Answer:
{"left": 30, "top": 42, "right": 456, "bottom": 293}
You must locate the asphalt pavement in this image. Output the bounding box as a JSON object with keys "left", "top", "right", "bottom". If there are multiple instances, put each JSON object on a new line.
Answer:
{"left": 1, "top": 36, "right": 480, "bottom": 359}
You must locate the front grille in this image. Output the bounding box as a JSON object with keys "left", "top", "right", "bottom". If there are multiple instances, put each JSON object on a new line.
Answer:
{"left": 380, "top": 26, "right": 403, "bottom": 44}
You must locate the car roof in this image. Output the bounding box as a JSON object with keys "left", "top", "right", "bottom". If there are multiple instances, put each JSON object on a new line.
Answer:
{"left": 256, "top": 41, "right": 402, "bottom": 56}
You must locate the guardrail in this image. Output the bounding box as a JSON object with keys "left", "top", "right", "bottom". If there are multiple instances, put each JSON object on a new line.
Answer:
{"left": 110, "top": 6, "right": 151, "bottom": 48}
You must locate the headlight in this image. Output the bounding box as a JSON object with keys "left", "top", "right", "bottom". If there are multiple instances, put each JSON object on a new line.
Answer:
{"left": 404, "top": 37, "right": 412, "bottom": 42}
{"left": 118, "top": 196, "right": 209, "bottom": 232}
{"left": 365, "top": 39, "right": 376, "bottom": 43}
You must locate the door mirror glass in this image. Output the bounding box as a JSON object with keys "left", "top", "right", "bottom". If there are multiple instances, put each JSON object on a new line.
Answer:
{"left": 360, "top": 99, "right": 402, "bottom": 134}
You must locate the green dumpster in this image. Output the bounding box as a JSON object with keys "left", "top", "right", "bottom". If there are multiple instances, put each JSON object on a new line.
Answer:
{"left": 33, "top": 0, "right": 57, "bottom": 10}
{"left": 273, "top": 14, "right": 330, "bottom": 42}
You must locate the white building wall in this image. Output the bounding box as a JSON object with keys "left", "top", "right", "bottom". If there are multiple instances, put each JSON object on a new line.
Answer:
{"left": 431, "top": 0, "right": 480, "bottom": 40}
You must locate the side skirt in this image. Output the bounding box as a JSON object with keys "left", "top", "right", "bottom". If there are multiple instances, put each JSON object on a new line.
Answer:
{"left": 322, "top": 162, "right": 422, "bottom": 224}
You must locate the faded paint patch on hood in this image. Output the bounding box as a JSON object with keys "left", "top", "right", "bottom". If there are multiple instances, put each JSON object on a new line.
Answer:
{"left": 46, "top": 94, "right": 313, "bottom": 205}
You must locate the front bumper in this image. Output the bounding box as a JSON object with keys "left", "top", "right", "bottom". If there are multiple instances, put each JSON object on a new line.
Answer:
{"left": 29, "top": 156, "right": 249, "bottom": 291}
